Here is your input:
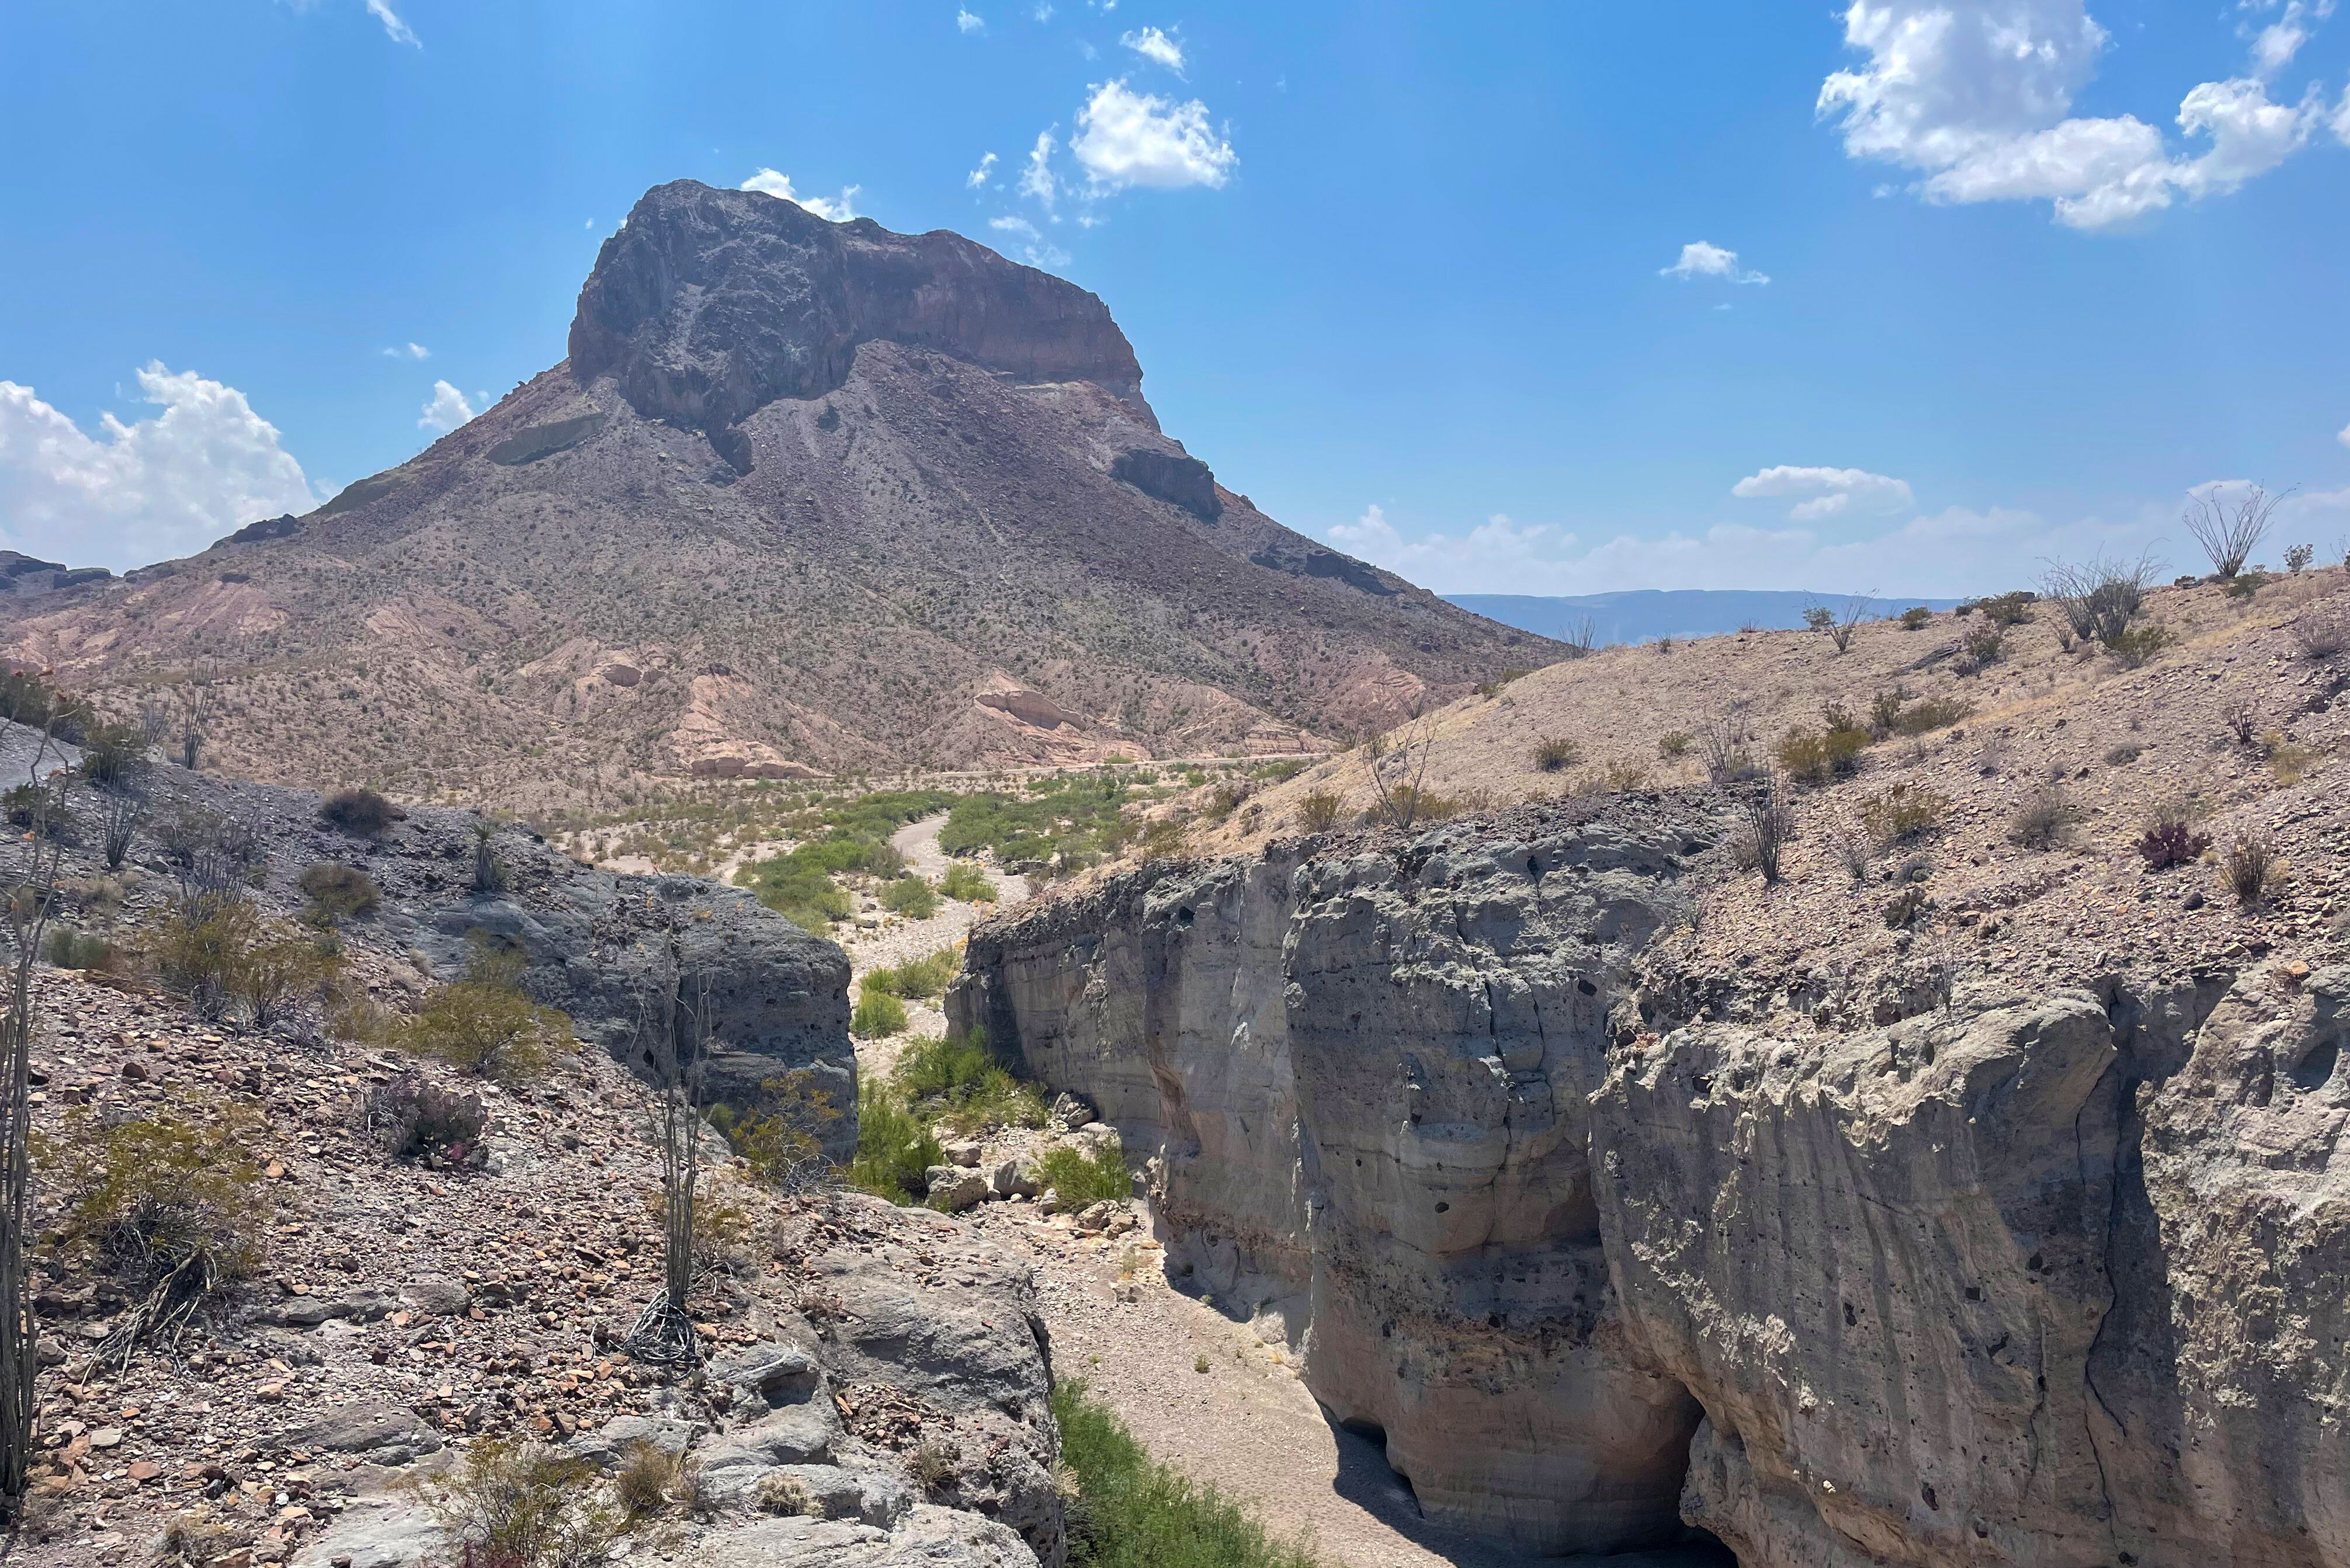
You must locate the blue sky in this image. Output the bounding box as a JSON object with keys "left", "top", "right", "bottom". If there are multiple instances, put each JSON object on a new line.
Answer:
{"left": 4, "top": 1, "right": 2348, "bottom": 596}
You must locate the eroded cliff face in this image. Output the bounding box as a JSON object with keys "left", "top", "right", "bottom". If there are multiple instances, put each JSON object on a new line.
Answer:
{"left": 951, "top": 802, "right": 2350, "bottom": 1566}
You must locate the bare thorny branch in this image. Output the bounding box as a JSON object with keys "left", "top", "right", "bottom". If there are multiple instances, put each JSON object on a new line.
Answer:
{"left": 623, "top": 940, "right": 710, "bottom": 1371}
{"left": 1363, "top": 705, "right": 1440, "bottom": 833}
{"left": 2, "top": 708, "right": 78, "bottom": 1515}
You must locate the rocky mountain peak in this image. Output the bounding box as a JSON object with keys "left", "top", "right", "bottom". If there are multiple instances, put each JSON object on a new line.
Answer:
{"left": 568, "top": 179, "right": 1154, "bottom": 450}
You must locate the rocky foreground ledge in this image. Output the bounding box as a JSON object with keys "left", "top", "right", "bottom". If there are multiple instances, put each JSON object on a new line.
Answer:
{"left": 952, "top": 797, "right": 2349, "bottom": 1567}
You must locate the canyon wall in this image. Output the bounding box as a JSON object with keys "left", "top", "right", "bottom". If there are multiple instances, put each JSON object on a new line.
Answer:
{"left": 950, "top": 801, "right": 2349, "bottom": 1566}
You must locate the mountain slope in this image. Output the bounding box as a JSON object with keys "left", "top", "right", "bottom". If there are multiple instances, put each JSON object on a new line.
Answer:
{"left": 2, "top": 181, "right": 1549, "bottom": 806}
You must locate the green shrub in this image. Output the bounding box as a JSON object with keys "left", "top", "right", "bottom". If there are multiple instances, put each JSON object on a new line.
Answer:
{"left": 866, "top": 945, "right": 959, "bottom": 1001}
{"left": 1532, "top": 736, "right": 1582, "bottom": 773}
{"left": 1053, "top": 1381, "right": 1322, "bottom": 1568}
{"left": 1890, "top": 694, "right": 1974, "bottom": 735}
{"left": 401, "top": 1438, "right": 619, "bottom": 1568}
{"left": 708, "top": 1071, "right": 841, "bottom": 1194}
{"left": 1657, "top": 731, "right": 1693, "bottom": 760}
{"left": 79, "top": 721, "right": 147, "bottom": 790}
{"left": 299, "top": 862, "right": 382, "bottom": 923}
{"left": 2107, "top": 623, "right": 2174, "bottom": 667}
{"left": 44, "top": 927, "right": 116, "bottom": 972}
{"left": 939, "top": 861, "right": 996, "bottom": 902}
{"left": 1294, "top": 791, "right": 1343, "bottom": 833}
{"left": 850, "top": 986, "right": 908, "bottom": 1039}
{"left": 1898, "top": 606, "right": 1933, "bottom": 630}
{"left": 894, "top": 1031, "right": 1048, "bottom": 1136}
{"left": 846, "top": 1084, "right": 943, "bottom": 1204}
{"left": 320, "top": 788, "right": 403, "bottom": 836}
{"left": 1859, "top": 782, "right": 1950, "bottom": 846}
{"left": 881, "top": 875, "right": 939, "bottom": 919}
{"left": 1038, "top": 1138, "right": 1131, "bottom": 1208}
{"left": 1776, "top": 725, "right": 1866, "bottom": 785}
{"left": 1976, "top": 591, "right": 2036, "bottom": 625}
{"left": 405, "top": 945, "right": 573, "bottom": 1083}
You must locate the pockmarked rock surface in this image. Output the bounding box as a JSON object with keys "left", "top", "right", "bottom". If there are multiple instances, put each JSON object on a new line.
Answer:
{"left": 953, "top": 798, "right": 2350, "bottom": 1566}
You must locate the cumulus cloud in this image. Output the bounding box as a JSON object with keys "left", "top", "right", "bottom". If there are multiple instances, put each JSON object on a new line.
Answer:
{"left": 967, "top": 151, "right": 998, "bottom": 188}
{"left": 0, "top": 363, "right": 318, "bottom": 569}
{"left": 1733, "top": 465, "right": 1916, "bottom": 521}
{"left": 957, "top": 6, "right": 984, "bottom": 32}
{"left": 1660, "top": 242, "right": 1769, "bottom": 285}
{"left": 738, "top": 169, "right": 860, "bottom": 221}
{"left": 381, "top": 342, "right": 430, "bottom": 360}
{"left": 418, "top": 381, "right": 475, "bottom": 433}
{"left": 2338, "top": 419, "right": 2350, "bottom": 447}
{"left": 2242, "top": 0, "right": 2335, "bottom": 74}
{"left": 1817, "top": 0, "right": 2328, "bottom": 229}
{"left": 1071, "top": 79, "right": 1237, "bottom": 190}
{"left": 1019, "top": 131, "right": 1060, "bottom": 214}
{"left": 1120, "top": 26, "right": 1185, "bottom": 72}
{"left": 1323, "top": 499, "right": 2179, "bottom": 599}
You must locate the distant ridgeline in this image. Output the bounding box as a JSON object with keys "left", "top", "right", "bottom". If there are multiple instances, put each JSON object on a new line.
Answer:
{"left": 0, "top": 551, "right": 111, "bottom": 599}
{"left": 1448, "top": 589, "right": 1967, "bottom": 647}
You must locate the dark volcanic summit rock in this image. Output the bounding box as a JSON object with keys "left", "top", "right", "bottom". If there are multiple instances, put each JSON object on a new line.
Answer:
{"left": 571, "top": 180, "right": 1151, "bottom": 450}
{"left": 1, "top": 179, "right": 1551, "bottom": 804}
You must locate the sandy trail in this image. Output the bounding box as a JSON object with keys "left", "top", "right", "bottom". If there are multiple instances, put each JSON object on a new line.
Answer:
{"left": 842, "top": 812, "right": 1028, "bottom": 1073}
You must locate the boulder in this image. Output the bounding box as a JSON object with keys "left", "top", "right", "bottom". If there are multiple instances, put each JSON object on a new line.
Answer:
{"left": 924, "top": 1168, "right": 990, "bottom": 1213}
{"left": 988, "top": 1159, "right": 1039, "bottom": 1200}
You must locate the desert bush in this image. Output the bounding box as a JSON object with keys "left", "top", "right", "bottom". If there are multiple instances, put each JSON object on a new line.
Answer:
{"left": 895, "top": 1031, "right": 1047, "bottom": 1136}
{"left": 846, "top": 1084, "right": 943, "bottom": 1204}
{"left": 230, "top": 932, "right": 338, "bottom": 1030}
{"left": 1699, "top": 712, "right": 1758, "bottom": 788}
{"left": 402, "top": 1438, "right": 618, "bottom": 1568}
{"left": 404, "top": 945, "right": 573, "bottom": 1084}
{"left": 2043, "top": 552, "right": 2159, "bottom": 649}
{"left": 1053, "top": 1380, "right": 1322, "bottom": 1568}
{"left": 2285, "top": 543, "right": 2316, "bottom": 574}
{"left": 155, "top": 901, "right": 262, "bottom": 1020}
{"left": 2292, "top": 602, "right": 2349, "bottom": 659}
{"left": 881, "top": 875, "right": 939, "bottom": 919}
{"left": 1977, "top": 591, "right": 2035, "bottom": 625}
{"left": 2221, "top": 830, "right": 2283, "bottom": 908}
{"left": 320, "top": 788, "right": 402, "bottom": 837}
{"left": 755, "top": 1472, "right": 820, "bottom": 1518}
{"left": 39, "top": 1100, "right": 271, "bottom": 1361}
{"left": 1858, "top": 782, "right": 1949, "bottom": 846}
{"left": 2224, "top": 701, "right": 2261, "bottom": 746}
{"left": 43, "top": 927, "right": 116, "bottom": 972}
{"left": 365, "top": 1071, "right": 490, "bottom": 1167}
{"left": 1959, "top": 623, "right": 2005, "bottom": 668}
{"left": 865, "top": 946, "right": 959, "bottom": 1001}
{"left": 1038, "top": 1138, "right": 1131, "bottom": 1209}
{"left": 1532, "top": 736, "right": 1582, "bottom": 773}
{"left": 850, "top": 985, "right": 908, "bottom": 1040}
{"left": 1886, "top": 694, "right": 1974, "bottom": 736}
{"left": 613, "top": 1442, "right": 702, "bottom": 1518}
{"left": 1729, "top": 774, "right": 1794, "bottom": 885}
{"left": 1883, "top": 884, "right": 1932, "bottom": 929}
{"left": 1657, "top": 731, "right": 1693, "bottom": 761}
{"left": 2007, "top": 784, "right": 2075, "bottom": 849}
{"left": 1587, "top": 757, "right": 1653, "bottom": 794}
{"left": 78, "top": 721, "right": 147, "bottom": 791}
{"left": 708, "top": 1072, "right": 839, "bottom": 1195}
{"left": 2134, "top": 815, "right": 2212, "bottom": 870}
{"left": 1294, "top": 791, "right": 1343, "bottom": 834}
{"left": 939, "top": 861, "right": 997, "bottom": 901}
{"left": 2106, "top": 623, "right": 2173, "bottom": 668}
{"left": 1775, "top": 725, "right": 1866, "bottom": 786}
{"left": 1828, "top": 815, "right": 1873, "bottom": 883}
{"left": 2226, "top": 571, "right": 2268, "bottom": 600}
{"left": 1898, "top": 606, "right": 1932, "bottom": 630}
{"left": 2104, "top": 743, "right": 2143, "bottom": 766}
{"left": 2184, "top": 485, "right": 2283, "bottom": 579}
{"left": 300, "top": 862, "right": 382, "bottom": 924}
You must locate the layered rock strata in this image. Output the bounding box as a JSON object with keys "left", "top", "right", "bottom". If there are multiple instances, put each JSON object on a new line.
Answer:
{"left": 952, "top": 801, "right": 2349, "bottom": 1565}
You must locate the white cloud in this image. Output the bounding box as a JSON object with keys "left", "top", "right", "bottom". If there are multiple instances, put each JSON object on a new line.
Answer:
{"left": 1660, "top": 241, "right": 1769, "bottom": 285}
{"left": 1733, "top": 464, "right": 1915, "bottom": 521}
{"left": 1120, "top": 26, "right": 1185, "bottom": 72}
{"left": 363, "top": 0, "right": 418, "bottom": 45}
{"left": 0, "top": 363, "right": 318, "bottom": 570}
{"left": 967, "top": 151, "right": 999, "bottom": 188}
{"left": 1033, "top": 2, "right": 1055, "bottom": 18}
{"left": 2242, "top": 0, "right": 2335, "bottom": 74}
{"left": 2334, "top": 82, "right": 2350, "bottom": 143}
{"left": 1070, "top": 79, "right": 1237, "bottom": 190}
{"left": 1324, "top": 500, "right": 2182, "bottom": 599}
{"left": 987, "top": 215, "right": 1070, "bottom": 269}
{"left": 2338, "top": 419, "right": 2350, "bottom": 447}
{"left": 738, "top": 169, "right": 860, "bottom": 221}
{"left": 1019, "top": 131, "right": 1060, "bottom": 214}
{"left": 957, "top": 6, "right": 984, "bottom": 32}
{"left": 381, "top": 342, "right": 430, "bottom": 360}
{"left": 1817, "top": 0, "right": 2330, "bottom": 230}
{"left": 418, "top": 381, "right": 476, "bottom": 433}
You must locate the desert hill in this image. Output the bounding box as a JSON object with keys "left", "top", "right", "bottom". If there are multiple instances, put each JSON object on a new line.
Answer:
{"left": 1, "top": 181, "right": 1547, "bottom": 808}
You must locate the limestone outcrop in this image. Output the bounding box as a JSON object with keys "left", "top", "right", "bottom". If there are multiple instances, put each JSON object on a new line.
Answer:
{"left": 952, "top": 801, "right": 2350, "bottom": 1566}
